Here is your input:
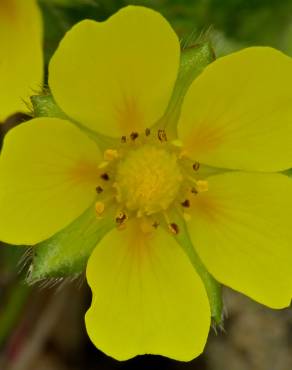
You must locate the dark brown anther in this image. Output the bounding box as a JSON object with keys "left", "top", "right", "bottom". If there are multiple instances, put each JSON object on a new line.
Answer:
{"left": 181, "top": 199, "right": 190, "bottom": 208}
{"left": 192, "top": 162, "right": 200, "bottom": 171}
{"left": 152, "top": 221, "right": 159, "bottom": 229}
{"left": 191, "top": 187, "right": 198, "bottom": 194}
{"left": 145, "top": 128, "right": 151, "bottom": 136}
{"left": 116, "top": 212, "right": 128, "bottom": 225}
{"left": 130, "top": 132, "right": 139, "bottom": 141}
{"left": 169, "top": 223, "right": 179, "bottom": 235}
{"left": 158, "top": 129, "right": 167, "bottom": 142}
{"left": 100, "top": 173, "right": 110, "bottom": 181}
{"left": 96, "top": 186, "right": 103, "bottom": 194}
{"left": 121, "top": 136, "right": 127, "bottom": 143}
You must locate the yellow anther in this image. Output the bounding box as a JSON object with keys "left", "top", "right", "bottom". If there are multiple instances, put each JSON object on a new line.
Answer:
{"left": 104, "top": 149, "right": 119, "bottom": 161}
{"left": 98, "top": 161, "right": 109, "bottom": 169}
{"left": 196, "top": 180, "right": 209, "bottom": 193}
{"left": 95, "top": 201, "right": 105, "bottom": 216}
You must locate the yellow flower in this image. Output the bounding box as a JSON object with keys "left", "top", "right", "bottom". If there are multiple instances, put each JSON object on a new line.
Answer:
{"left": 1, "top": 5, "right": 292, "bottom": 361}
{"left": 0, "top": 0, "right": 43, "bottom": 121}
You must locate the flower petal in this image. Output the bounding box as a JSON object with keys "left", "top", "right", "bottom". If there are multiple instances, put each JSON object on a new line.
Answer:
{"left": 0, "top": 118, "right": 101, "bottom": 245}
{"left": 188, "top": 171, "right": 292, "bottom": 308}
{"left": 178, "top": 47, "right": 292, "bottom": 171}
{"left": 0, "top": 0, "right": 43, "bottom": 121}
{"left": 86, "top": 219, "right": 210, "bottom": 361}
{"left": 49, "top": 6, "right": 180, "bottom": 137}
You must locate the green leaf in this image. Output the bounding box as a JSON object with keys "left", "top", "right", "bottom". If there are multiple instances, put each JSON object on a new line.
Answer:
{"left": 157, "top": 41, "right": 215, "bottom": 136}
{"left": 29, "top": 204, "right": 116, "bottom": 282}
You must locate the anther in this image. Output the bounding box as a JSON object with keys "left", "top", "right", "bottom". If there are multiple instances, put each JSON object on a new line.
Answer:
{"left": 130, "top": 132, "right": 139, "bottom": 141}
{"left": 158, "top": 129, "right": 167, "bottom": 142}
{"left": 196, "top": 180, "right": 208, "bottom": 192}
{"left": 181, "top": 199, "right": 190, "bottom": 208}
{"left": 104, "top": 149, "right": 119, "bottom": 161}
{"left": 152, "top": 221, "right": 159, "bottom": 229}
{"left": 100, "top": 173, "right": 110, "bottom": 181}
{"left": 96, "top": 186, "right": 103, "bottom": 194}
{"left": 121, "top": 136, "right": 127, "bottom": 143}
{"left": 116, "top": 212, "right": 128, "bottom": 226}
{"left": 95, "top": 201, "right": 105, "bottom": 216}
{"left": 192, "top": 162, "right": 200, "bottom": 171}
{"left": 168, "top": 222, "right": 179, "bottom": 235}
{"left": 145, "top": 128, "right": 151, "bottom": 136}
{"left": 98, "top": 161, "right": 109, "bottom": 169}
{"left": 191, "top": 187, "right": 198, "bottom": 194}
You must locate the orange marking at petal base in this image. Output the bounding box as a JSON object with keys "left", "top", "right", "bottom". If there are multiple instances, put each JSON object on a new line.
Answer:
{"left": 69, "top": 160, "right": 100, "bottom": 185}
{"left": 115, "top": 95, "right": 145, "bottom": 134}
{"left": 122, "top": 219, "right": 156, "bottom": 268}
{"left": 191, "top": 192, "right": 224, "bottom": 225}
{"left": 0, "top": 0, "right": 18, "bottom": 22}
{"left": 184, "top": 124, "right": 225, "bottom": 158}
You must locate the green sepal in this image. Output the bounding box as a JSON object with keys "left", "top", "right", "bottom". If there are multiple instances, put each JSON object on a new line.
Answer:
{"left": 31, "top": 94, "right": 68, "bottom": 119}
{"left": 167, "top": 209, "right": 223, "bottom": 326}
{"left": 31, "top": 94, "right": 117, "bottom": 151}
{"left": 156, "top": 41, "right": 215, "bottom": 137}
{"left": 28, "top": 204, "right": 116, "bottom": 282}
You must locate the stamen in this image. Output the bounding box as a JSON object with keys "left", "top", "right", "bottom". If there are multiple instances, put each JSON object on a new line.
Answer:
{"left": 192, "top": 162, "right": 200, "bottom": 171}
{"left": 196, "top": 180, "right": 208, "bottom": 192}
{"left": 130, "top": 132, "right": 139, "bottom": 141}
{"left": 95, "top": 201, "right": 105, "bottom": 216}
{"left": 158, "top": 129, "right": 167, "bottom": 142}
{"left": 96, "top": 186, "right": 103, "bottom": 194}
{"left": 100, "top": 173, "right": 110, "bottom": 181}
{"left": 168, "top": 222, "right": 179, "bottom": 235}
{"left": 181, "top": 199, "right": 190, "bottom": 208}
{"left": 191, "top": 187, "right": 198, "bottom": 194}
{"left": 121, "top": 136, "right": 127, "bottom": 143}
{"left": 152, "top": 221, "right": 159, "bottom": 229}
{"left": 145, "top": 128, "right": 151, "bottom": 136}
{"left": 104, "top": 149, "right": 119, "bottom": 161}
{"left": 116, "top": 211, "right": 128, "bottom": 227}
{"left": 98, "top": 161, "right": 109, "bottom": 169}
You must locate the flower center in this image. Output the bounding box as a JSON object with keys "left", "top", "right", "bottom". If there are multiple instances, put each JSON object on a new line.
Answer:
{"left": 94, "top": 128, "right": 209, "bottom": 234}
{"left": 115, "top": 145, "right": 182, "bottom": 215}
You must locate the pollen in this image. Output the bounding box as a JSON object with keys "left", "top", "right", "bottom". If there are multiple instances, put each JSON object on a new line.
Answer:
{"left": 115, "top": 145, "right": 182, "bottom": 215}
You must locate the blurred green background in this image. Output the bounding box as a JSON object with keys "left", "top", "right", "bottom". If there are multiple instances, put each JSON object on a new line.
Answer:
{"left": 1, "top": 1, "right": 292, "bottom": 369}
{"left": 39, "top": 0, "right": 292, "bottom": 64}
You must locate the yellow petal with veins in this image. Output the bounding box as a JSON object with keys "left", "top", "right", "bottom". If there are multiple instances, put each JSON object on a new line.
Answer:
{"left": 0, "top": 0, "right": 43, "bottom": 121}
{"left": 0, "top": 118, "right": 101, "bottom": 245}
{"left": 188, "top": 171, "right": 292, "bottom": 308}
{"left": 178, "top": 47, "right": 292, "bottom": 171}
{"left": 86, "top": 219, "right": 210, "bottom": 361}
{"left": 49, "top": 6, "right": 180, "bottom": 137}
